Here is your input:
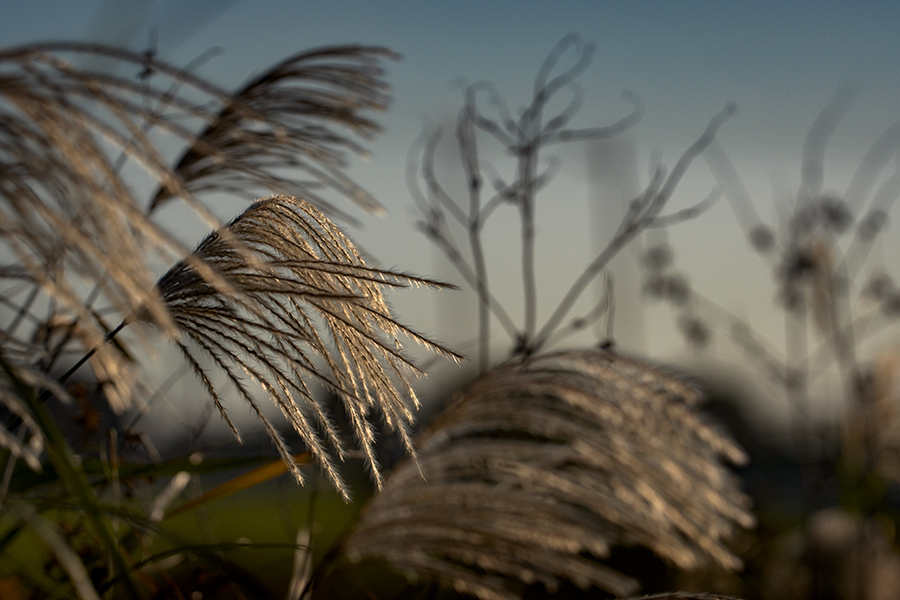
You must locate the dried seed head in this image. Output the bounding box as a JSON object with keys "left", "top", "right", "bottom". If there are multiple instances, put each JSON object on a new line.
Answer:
{"left": 642, "top": 244, "right": 674, "bottom": 270}
{"left": 155, "top": 195, "right": 461, "bottom": 498}
{"left": 748, "top": 224, "right": 775, "bottom": 252}
{"left": 340, "top": 349, "right": 752, "bottom": 598}
{"left": 859, "top": 209, "right": 889, "bottom": 241}
{"left": 819, "top": 194, "right": 853, "bottom": 234}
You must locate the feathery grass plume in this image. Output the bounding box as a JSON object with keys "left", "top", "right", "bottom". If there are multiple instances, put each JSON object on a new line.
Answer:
{"left": 154, "top": 194, "right": 461, "bottom": 498}
{"left": 149, "top": 45, "right": 398, "bottom": 218}
{"left": 335, "top": 349, "right": 752, "bottom": 599}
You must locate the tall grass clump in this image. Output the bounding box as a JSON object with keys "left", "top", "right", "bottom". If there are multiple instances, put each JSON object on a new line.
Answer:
{"left": 328, "top": 349, "right": 752, "bottom": 599}
{"left": 0, "top": 34, "right": 753, "bottom": 600}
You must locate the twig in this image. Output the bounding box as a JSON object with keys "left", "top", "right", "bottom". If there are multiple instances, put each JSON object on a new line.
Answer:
{"left": 459, "top": 100, "right": 492, "bottom": 371}
{"left": 534, "top": 104, "right": 736, "bottom": 351}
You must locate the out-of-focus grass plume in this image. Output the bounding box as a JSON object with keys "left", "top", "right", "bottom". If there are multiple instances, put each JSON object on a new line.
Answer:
{"left": 335, "top": 349, "right": 753, "bottom": 599}
{"left": 148, "top": 45, "right": 398, "bottom": 217}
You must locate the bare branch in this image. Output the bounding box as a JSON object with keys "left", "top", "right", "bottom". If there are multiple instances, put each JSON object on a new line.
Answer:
{"left": 535, "top": 104, "right": 735, "bottom": 351}
{"left": 649, "top": 188, "right": 721, "bottom": 228}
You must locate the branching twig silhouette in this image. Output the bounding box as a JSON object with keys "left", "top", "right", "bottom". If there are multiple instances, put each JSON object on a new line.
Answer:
{"left": 410, "top": 33, "right": 734, "bottom": 370}
{"left": 640, "top": 87, "right": 900, "bottom": 600}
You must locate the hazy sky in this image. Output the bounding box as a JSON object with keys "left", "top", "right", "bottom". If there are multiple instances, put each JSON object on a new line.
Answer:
{"left": 4, "top": 1, "right": 900, "bottom": 429}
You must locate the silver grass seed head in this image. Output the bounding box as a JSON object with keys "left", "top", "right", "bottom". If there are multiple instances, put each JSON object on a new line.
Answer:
{"left": 341, "top": 349, "right": 752, "bottom": 598}
{"left": 154, "top": 195, "right": 461, "bottom": 499}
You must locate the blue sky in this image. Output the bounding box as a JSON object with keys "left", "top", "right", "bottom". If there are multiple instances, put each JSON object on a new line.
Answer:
{"left": 4, "top": 1, "right": 900, "bottom": 428}
{"left": 6, "top": 1, "right": 898, "bottom": 151}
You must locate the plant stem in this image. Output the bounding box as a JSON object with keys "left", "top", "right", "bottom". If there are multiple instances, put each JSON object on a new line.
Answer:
{"left": 519, "top": 145, "right": 538, "bottom": 347}
{"left": 53, "top": 320, "right": 128, "bottom": 395}
{"left": 535, "top": 217, "right": 641, "bottom": 351}
{"left": 5, "top": 284, "right": 40, "bottom": 338}
{"left": 459, "top": 104, "right": 491, "bottom": 372}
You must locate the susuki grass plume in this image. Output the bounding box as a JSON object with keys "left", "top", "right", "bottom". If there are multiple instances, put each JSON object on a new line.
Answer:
{"left": 331, "top": 349, "right": 753, "bottom": 599}
{"left": 154, "top": 194, "right": 461, "bottom": 497}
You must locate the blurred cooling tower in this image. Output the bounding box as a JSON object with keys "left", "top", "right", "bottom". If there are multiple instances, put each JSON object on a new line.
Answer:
{"left": 586, "top": 133, "right": 646, "bottom": 353}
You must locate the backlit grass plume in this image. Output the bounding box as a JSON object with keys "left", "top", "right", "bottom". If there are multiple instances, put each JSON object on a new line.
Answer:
{"left": 334, "top": 349, "right": 752, "bottom": 598}
{"left": 154, "top": 195, "right": 461, "bottom": 497}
